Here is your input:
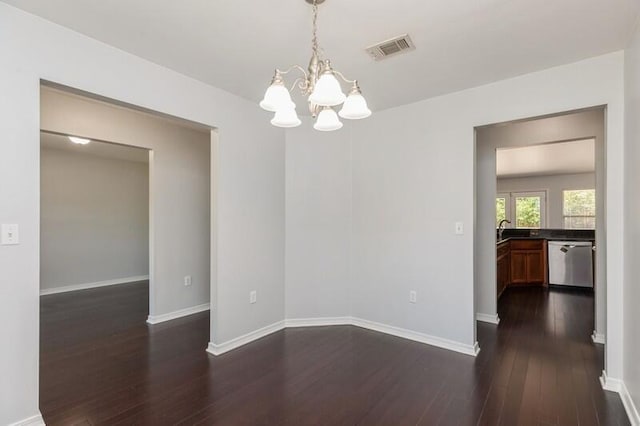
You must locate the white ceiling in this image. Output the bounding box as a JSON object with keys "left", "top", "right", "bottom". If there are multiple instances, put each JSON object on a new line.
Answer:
{"left": 41, "top": 132, "right": 149, "bottom": 163}
{"left": 4, "top": 0, "right": 638, "bottom": 111}
{"left": 496, "top": 139, "right": 595, "bottom": 178}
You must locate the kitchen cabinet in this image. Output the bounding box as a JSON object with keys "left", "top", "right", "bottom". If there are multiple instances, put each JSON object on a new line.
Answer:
{"left": 509, "top": 239, "right": 547, "bottom": 286}
{"left": 497, "top": 241, "right": 510, "bottom": 298}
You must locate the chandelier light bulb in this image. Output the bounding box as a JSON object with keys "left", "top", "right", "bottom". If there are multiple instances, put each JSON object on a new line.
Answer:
{"left": 339, "top": 84, "right": 372, "bottom": 120}
{"left": 308, "top": 71, "right": 346, "bottom": 107}
{"left": 260, "top": 79, "right": 295, "bottom": 112}
{"left": 313, "top": 107, "right": 343, "bottom": 131}
{"left": 271, "top": 106, "right": 302, "bottom": 128}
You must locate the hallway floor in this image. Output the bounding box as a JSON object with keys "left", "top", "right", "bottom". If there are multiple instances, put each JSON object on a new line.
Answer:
{"left": 39, "top": 283, "right": 629, "bottom": 425}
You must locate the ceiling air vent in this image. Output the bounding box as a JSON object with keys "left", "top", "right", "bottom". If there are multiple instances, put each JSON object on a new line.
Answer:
{"left": 366, "top": 34, "right": 415, "bottom": 61}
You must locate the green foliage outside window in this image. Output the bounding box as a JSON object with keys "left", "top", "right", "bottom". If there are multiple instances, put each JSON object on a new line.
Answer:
{"left": 515, "top": 196, "right": 541, "bottom": 228}
{"left": 496, "top": 197, "right": 506, "bottom": 227}
{"left": 563, "top": 189, "right": 596, "bottom": 229}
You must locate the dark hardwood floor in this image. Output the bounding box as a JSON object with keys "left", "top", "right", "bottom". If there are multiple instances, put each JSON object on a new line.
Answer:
{"left": 40, "top": 283, "right": 629, "bottom": 425}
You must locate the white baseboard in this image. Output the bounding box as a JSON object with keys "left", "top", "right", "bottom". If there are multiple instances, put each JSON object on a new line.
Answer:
{"left": 592, "top": 331, "right": 606, "bottom": 344}
{"left": 476, "top": 313, "right": 500, "bottom": 325}
{"left": 40, "top": 275, "right": 149, "bottom": 295}
{"left": 207, "top": 320, "right": 285, "bottom": 356}
{"left": 146, "top": 303, "right": 210, "bottom": 325}
{"left": 621, "top": 382, "right": 640, "bottom": 426}
{"left": 600, "top": 371, "right": 640, "bottom": 425}
{"left": 351, "top": 317, "right": 480, "bottom": 357}
{"left": 601, "top": 370, "right": 622, "bottom": 392}
{"left": 285, "top": 317, "right": 352, "bottom": 328}
{"left": 8, "top": 412, "right": 45, "bottom": 426}
{"left": 207, "top": 316, "right": 480, "bottom": 358}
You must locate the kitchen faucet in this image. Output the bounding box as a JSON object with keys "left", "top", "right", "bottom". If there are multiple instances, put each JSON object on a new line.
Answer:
{"left": 498, "top": 219, "right": 511, "bottom": 241}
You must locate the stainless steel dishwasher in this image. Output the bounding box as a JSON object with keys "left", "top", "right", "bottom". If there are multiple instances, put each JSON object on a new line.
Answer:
{"left": 548, "top": 241, "right": 594, "bottom": 288}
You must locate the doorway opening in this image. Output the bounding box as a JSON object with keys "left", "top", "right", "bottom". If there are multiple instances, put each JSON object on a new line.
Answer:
{"left": 474, "top": 106, "right": 606, "bottom": 358}
{"left": 38, "top": 82, "right": 214, "bottom": 424}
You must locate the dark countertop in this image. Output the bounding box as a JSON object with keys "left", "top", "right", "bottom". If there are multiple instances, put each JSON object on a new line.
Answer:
{"left": 497, "top": 228, "right": 595, "bottom": 245}
{"left": 497, "top": 236, "right": 595, "bottom": 245}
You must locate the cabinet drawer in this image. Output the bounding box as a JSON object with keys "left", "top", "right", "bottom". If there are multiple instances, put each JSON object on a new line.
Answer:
{"left": 510, "top": 239, "right": 544, "bottom": 250}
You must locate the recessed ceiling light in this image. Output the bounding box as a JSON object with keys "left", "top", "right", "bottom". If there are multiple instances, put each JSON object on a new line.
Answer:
{"left": 68, "top": 136, "right": 91, "bottom": 145}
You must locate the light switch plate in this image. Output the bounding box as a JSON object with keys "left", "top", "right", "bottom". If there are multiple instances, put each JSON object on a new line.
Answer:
{"left": 455, "top": 222, "right": 464, "bottom": 235}
{"left": 409, "top": 290, "right": 417, "bottom": 303}
{"left": 1, "top": 224, "right": 19, "bottom": 245}
{"left": 250, "top": 290, "right": 257, "bottom": 304}
{"left": 184, "top": 275, "right": 192, "bottom": 286}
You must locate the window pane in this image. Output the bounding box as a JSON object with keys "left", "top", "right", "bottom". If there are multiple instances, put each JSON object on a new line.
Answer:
{"left": 515, "top": 196, "right": 541, "bottom": 228}
{"left": 564, "top": 216, "right": 596, "bottom": 229}
{"left": 496, "top": 197, "right": 506, "bottom": 227}
{"left": 563, "top": 189, "right": 595, "bottom": 229}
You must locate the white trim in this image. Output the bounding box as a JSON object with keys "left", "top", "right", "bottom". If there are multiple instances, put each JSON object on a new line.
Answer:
{"left": 350, "top": 317, "right": 480, "bottom": 357}
{"left": 148, "top": 149, "right": 156, "bottom": 322}
{"left": 621, "top": 382, "right": 640, "bottom": 426}
{"left": 206, "top": 317, "right": 480, "bottom": 358}
{"left": 592, "top": 331, "right": 606, "bottom": 344}
{"left": 40, "top": 275, "right": 149, "bottom": 295}
{"left": 285, "top": 317, "right": 352, "bottom": 327}
{"left": 146, "top": 303, "right": 210, "bottom": 325}
{"left": 476, "top": 313, "right": 500, "bottom": 325}
{"left": 600, "top": 370, "right": 622, "bottom": 392}
{"left": 207, "top": 320, "right": 285, "bottom": 356}
{"left": 8, "top": 413, "right": 45, "bottom": 426}
{"left": 600, "top": 371, "right": 640, "bottom": 425}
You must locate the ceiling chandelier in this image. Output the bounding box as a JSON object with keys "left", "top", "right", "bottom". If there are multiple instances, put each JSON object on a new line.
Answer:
{"left": 259, "top": 0, "right": 372, "bottom": 131}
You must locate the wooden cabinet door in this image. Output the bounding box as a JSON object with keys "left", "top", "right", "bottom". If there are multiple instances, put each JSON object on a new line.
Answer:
{"left": 510, "top": 251, "right": 528, "bottom": 284}
{"left": 526, "top": 251, "right": 545, "bottom": 284}
{"left": 497, "top": 254, "right": 510, "bottom": 298}
{"left": 506, "top": 240, "right": 547, "bottom": 287}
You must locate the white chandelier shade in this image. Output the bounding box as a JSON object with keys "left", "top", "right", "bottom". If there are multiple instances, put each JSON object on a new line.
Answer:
{"left": 339, "top": 90, "right": 372, "bottom": 120}
{"left": 313, "top": 107, "right": 343, "bottom": 131}
{"left": 260, "top": 81, "right": 295, "bottom": 112}
{"left": 259, "top": 0, "right": 371, "bottom": 131}
{"left": 271, "top": 106, "right": 302, "bottom": 128}
{"left": 308, "top": 72, "right": 346, "bottom": 107}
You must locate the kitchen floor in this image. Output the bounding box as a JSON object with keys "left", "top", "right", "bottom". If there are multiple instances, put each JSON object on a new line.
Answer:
{"left": 39, "top": 283, "right": 629, "bottom": 425}
{"left": 489, "top": 286, "right": 626, "bottom": 425}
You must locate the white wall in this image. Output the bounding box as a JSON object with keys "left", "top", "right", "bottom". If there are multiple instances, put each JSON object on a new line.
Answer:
{"left": 284, "top": 54, "right": 623, "bottom": 359}
{"left": 285, "top": 122, "right": 352, "bottom": 320}
{"left": 475, "top": 110, "right": 607, "bottom": 339}
{"left": 40, "top": 146, "right": 149, "bottom": 291}
{"left": 351, "top": 58, "right": 623, "bottom": 357}
{"left": 623, "top": 21, "right": 640, "bottom": 420}
{"left": 0, "top": 4, "right": 285, "bottom": 425}
{"left": 40, "top": 88, "right": 211, "bottom": 316}
{"left": 497, "top": 172, "right": 596, "bottom": 229}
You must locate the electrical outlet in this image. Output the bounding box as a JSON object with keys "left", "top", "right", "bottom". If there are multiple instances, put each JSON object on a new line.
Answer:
{"left": 184, "top": 275, "right": 192, "bottom": 286}
{"left": 250, "top": 290, "right": 257, "bottom": 304}
{"left": 455, "top": 222, "right": 464, "bottom": 235}
{"left": 1, "top": 224, "right": 19, "bottom": 245}
{"left": 409, "top": 290, "right": 417, "bottom": 303}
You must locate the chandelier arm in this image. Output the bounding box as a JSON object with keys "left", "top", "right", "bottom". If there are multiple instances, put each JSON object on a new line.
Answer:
{"left": 277, "top": 65, "right": 309, "bottom": 78}
{"left": 289, "top": 77, "right": 306, "bottom": 92}
{"left": 332, "top": 69, "right": 357, "bottom": 85}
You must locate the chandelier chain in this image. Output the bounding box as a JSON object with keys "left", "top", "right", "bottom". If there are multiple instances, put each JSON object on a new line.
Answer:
{"left": 311, "top": 0, "right": 319, "bottom": 57}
